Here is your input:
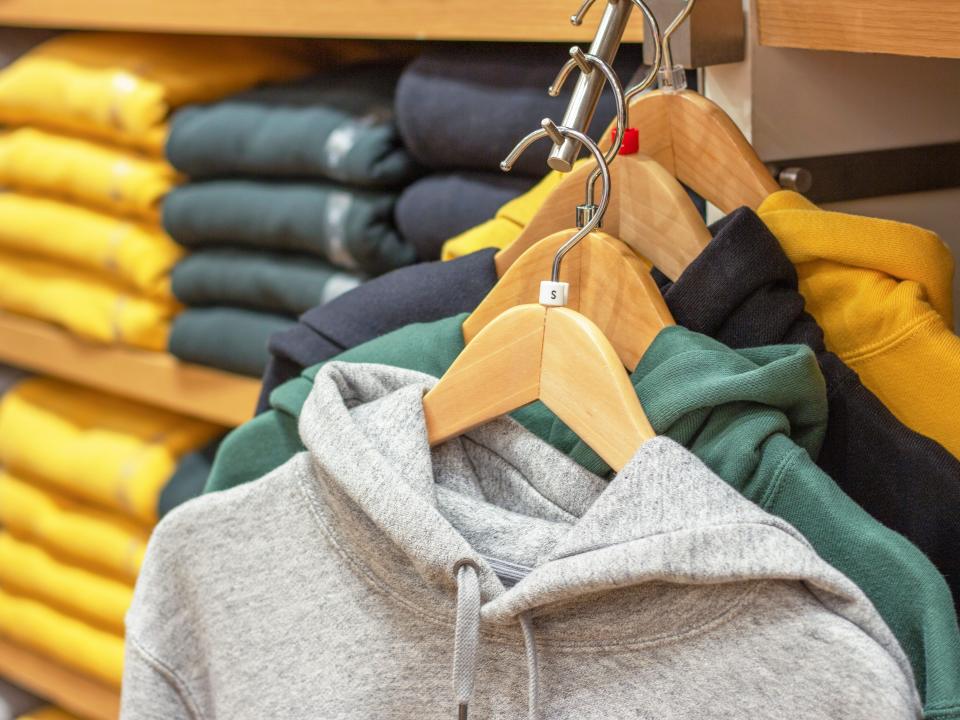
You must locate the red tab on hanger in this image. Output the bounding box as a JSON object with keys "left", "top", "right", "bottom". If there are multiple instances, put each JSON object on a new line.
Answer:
{"left": 616, "top": 127, "right": 639, "bottom": 155}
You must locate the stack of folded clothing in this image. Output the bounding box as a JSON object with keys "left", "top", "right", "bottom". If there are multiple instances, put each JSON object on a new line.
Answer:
{"left": 0, "top": 375, "right": 222, "bottom": 688}
{"left": 162, "top": 61, "right": 422, "bottom": 377}
{"left": 0, "top": 32, "right": 312, "bottom": 351}
{"left": 393, "top": 43, "right": 646, "bottom": 260}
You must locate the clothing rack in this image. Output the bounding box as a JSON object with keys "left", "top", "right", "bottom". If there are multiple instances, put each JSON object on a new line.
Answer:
{"left": 0, "top": 3, "right": 956, "bottom": 718}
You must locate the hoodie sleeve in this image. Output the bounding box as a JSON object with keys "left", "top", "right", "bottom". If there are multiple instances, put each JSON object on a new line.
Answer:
{"left": 759, "top": 192, "right": 960, "bottom": 461}
{"left": 760, "top": 438, "right": 960, "bottom": 716}
{"left": 842, "top": 308, "right": 960, "bottom": 461}
{"left": 121, "top": 493, "right": 237, "bottom": 720}
{"left": 121, "top": 636, "right": 198, "bottom": 720}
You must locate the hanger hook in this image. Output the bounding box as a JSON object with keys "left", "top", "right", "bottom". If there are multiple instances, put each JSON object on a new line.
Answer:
{"left": 622, "top": 0, "right": 663, "bottom": 102}
{"left": 501, "top": 121, "right": 611, "bottom": 284}
{"left": 659, "top": 0, "right": 695, "bottom": 89}
{"left": 564, "top": 0, "right": 663, "bottom": 103}
{"left": 549, "top": 49, "right": 626, "bottom": 205}
{"left": 569, "top": 0, "right": 600, "bottom": 26}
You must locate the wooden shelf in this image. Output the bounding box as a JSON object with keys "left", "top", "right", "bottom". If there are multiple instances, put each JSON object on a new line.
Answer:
{"left": 0, "top": 0, "right": 646, "bottom": 42}
{"left": 756, "top": 0, "right": 960, "bottom": 59}
{"left": 0, "top": 312, "right": 260, "bottom": 427}
{"left": 0, "top": 638, "right": 118, "bottom": 720}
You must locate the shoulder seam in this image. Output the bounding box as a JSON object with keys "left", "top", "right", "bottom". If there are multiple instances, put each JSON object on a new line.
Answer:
{"left": 127, "top": 633, "right": 207, "bottom": 720}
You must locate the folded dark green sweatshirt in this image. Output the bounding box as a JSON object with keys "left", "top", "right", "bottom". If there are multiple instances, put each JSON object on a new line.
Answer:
{"left": 166, "top": 64, "right": 422, "bottom": 188}
{"left": 162, "top": 180, "right": 415, "bottom": 276}
{"left": 171, "top": 248, "right": 364, "bottom": 317}
{"left": 207, "top": 313, "right": 960, "bottom": 718}
{"left": 169, "top": 307, "right": 296, "bottom": 377}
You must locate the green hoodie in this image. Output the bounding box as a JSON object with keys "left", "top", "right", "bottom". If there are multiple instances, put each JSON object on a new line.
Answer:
{"left": 207, "top": 313, "right": 960, "bottom": 718}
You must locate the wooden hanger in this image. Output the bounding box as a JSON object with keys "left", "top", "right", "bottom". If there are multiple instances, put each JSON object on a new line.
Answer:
{"left": 602, "top": 90, "right": 779, "bottom": 214}
{"left": 494, "top": 152, "right": 711, "bottom": 281}
{"left": 468, "top": 229, "right": 673, "bottom": 371}
{"left": 423, "top": 124, "right": 667, "bottom": 472}
{"left": 601, "top": 0, "right": 780, "bottom": 214}
{"left": 424, "top": 303, "right": 654, "bottom": 471}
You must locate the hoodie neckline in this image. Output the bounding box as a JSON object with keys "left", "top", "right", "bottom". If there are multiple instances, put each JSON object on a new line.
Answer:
{"left": 279, "top": 315, "right": 828, "bottom": 488}
{"left": 294, "top": 362, "right": 901, "bottom": 661}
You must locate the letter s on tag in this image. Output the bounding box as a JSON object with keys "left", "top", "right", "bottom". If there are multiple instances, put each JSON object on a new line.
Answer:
{"left": 539, "top": 281, "right": 569, "bottom": 307}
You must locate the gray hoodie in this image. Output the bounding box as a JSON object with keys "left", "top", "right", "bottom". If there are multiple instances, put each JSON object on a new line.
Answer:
{"left": 122, "top": 363, "right": 921, "bottom": 719}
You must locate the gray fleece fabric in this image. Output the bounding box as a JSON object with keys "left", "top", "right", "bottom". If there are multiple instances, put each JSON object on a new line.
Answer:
{"left": 123, "top": 363, "right": 921, "bottom": 719}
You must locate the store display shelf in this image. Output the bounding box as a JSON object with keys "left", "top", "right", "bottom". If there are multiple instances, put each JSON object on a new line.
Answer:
{"left": 0, "top": 312, "right": 259, "bottom": 427}
{"left": 757, "top": 0, "right": 960, "bottom": 59}
{"left": 0, "top": 0, "right": 646, "bottom": 42}
{"left": 0, "top": 638, "right": 119, "bottom": 720}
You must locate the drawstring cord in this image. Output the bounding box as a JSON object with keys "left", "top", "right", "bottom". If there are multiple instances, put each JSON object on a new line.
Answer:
{"left": 519, "top": 612, "right": 540, "bottom": 720}
{"left": 452, "top": 561, "right": 541, "bottom": 720}
{"left": 453, "top": 563, "right": 481, "bottom": 719}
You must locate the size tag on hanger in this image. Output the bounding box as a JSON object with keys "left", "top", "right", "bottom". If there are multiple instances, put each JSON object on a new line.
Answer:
{"left": 539, "top": 281, "right": 569, "bottom": 307}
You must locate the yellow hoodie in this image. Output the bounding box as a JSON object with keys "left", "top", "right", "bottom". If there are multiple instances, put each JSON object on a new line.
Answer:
{"left": 0, "top": 33, "right": 311, "bottom": 153}
{"left": 758, "top": 191, "right": 959, "bottom": 457}
{"left": 0, "top": 378, "right": 222, "bottom": 523}
{"left": 0, "top": 251, "right": 179, "bottom": 350}
{"left": 0, "top": 532, "right": 132, "bottom": 634}
{"left": 0, "top": 127, "right": 181, "bottom": 221}
{"left": 0, "top": 192, "right": 182, "bottom": 299}
{"left": 0, "top": 472, "right": 149, "bottom": 582}
{"left": 0, "top": 588, "right": 124, "bottom": 687}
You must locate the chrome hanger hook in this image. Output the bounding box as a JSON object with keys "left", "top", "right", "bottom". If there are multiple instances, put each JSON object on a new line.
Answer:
{"left": 565, "top": 0, "right": 663, "bottom": 102}
{"left": 622, "top": 0, "right": 663, "bottom": 102}
{"left": 659, "top": 0, "right": 695, "bottom": 89}
{"left": 569, "top": 0, "right": 602, "bottom": 26}
{"left": 549, "top": 49, "right": 626, "bottom": 208}
{"left": 501, "top": 121, "right": 611, "bottom": 284}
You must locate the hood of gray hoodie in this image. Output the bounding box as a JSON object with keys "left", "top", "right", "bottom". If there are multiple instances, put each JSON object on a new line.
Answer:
{"left": 123, "top": 361, "right": 920, "bottom": 720}
{"left": 297, "top": 362, "right": 919, "bottom": 715}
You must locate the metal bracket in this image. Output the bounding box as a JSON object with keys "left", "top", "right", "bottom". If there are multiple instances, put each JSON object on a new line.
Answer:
{"left": 766, "top": 142, "right": 960, "bottom": 204}
{"left": 641, "top": 0, "right": 744, "bottom": 68}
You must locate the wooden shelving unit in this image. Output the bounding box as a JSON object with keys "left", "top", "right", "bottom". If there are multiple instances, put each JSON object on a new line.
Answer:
{"left": 0, "top": 0, "right": 646, "bottom": 42}
{"left": 0, "top": 1, "right": 951, "bottom": 56}
{"left": 756, "top": 0, "right": 960, "bottom": 59}
{"left": 0, "top": 312, "right": 260, "bottom": 427}
{"left": 0, "top": 639, "right": 119, "bottom": 720}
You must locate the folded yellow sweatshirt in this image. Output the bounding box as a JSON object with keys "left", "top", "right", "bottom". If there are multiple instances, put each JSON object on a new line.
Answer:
{"left": 0, "top": 533, "right": 132, "bottom": 634}
{"left": 758, "top": 191, "right": 960, "bottom": 457}
{"left": 441, "top": 169, "right": 568, "bottom": 260}
{"left": 0, "top": 192, "right": 181, "bottom": 298}
{"left": 18, "top": 708, "right": 84, "bottom": 720}
{"left": 0, "top": 378, "right": 221, "bottom": 523}
{"left": 0, "top": 33, "right": 311, "bottom": 153}
{"left": 0, "top": 588, "right": 124, "bottom": 688}
{"left": 0, "top": 127, "right": 180, "bottom": 221}
{"left": 0, "top": 472, "right": 148, "bottom": 582}
{"left": 0, "top": 250, "right": 179, "bottom": 350}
